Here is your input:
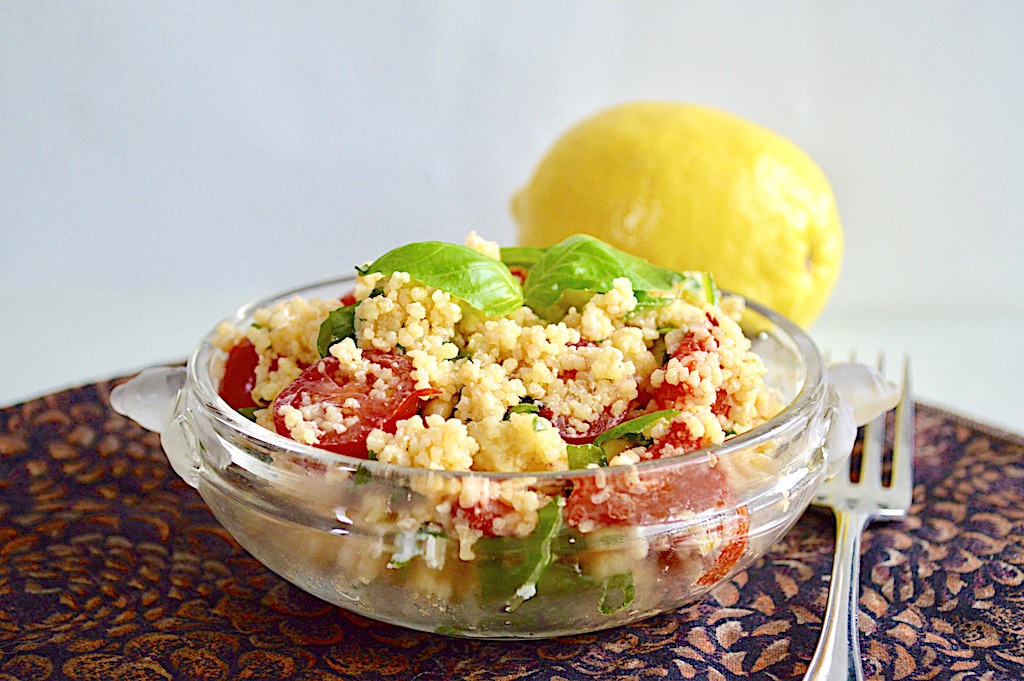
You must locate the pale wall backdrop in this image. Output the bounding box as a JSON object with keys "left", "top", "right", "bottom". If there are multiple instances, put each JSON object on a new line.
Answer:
{"left": 2, "top": 2, "right": 1023, "bottom": 430}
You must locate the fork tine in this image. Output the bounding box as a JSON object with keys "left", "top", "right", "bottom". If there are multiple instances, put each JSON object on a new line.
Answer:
{"left": 889, "top": 356, "right": 915, "bottom": 508}
{"left": 858, "top": 353, "right": 888, "bottom": 487}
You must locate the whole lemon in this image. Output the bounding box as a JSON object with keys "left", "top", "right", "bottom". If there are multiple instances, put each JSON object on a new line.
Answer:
{"left": 512, "top": 101, "right": 843, "bottom": 327}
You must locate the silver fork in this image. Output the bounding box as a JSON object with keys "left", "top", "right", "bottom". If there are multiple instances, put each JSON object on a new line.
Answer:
{"left": 805, "top": 356, "right": 914, "bottom": 681}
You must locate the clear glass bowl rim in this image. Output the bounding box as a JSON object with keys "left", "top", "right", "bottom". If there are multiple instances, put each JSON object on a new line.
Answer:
{"left": 186, "top": 274, "right": 827, "bottom": 481}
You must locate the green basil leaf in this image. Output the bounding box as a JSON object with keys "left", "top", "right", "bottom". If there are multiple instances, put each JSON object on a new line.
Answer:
{"left": 629, "top": 290, "right": 675, "bottom": 317}
{"left": 599, "top": 572, "right": 635, "bottom": 614}
{"left": 353, "top": 463, "right": 373, "bottom": 486}
{"left": 698, "top": 271, "right": 718, "bottom": 305}
{"left": 567, "top": 443, "right": 608, "bottom": 469}
{"left": 500, "top": 246, "right": 547, "bottom": 269}
{"left": 522, "top": 234, "right": 684, "bottom": 319}
{"left": 317, "top": 304, "right": 357, "bottom": 357}
{"left": 364, "top": 241, "right": 523, "bottom": 317}
{"left": 504, "top": 403, "right": 540, "bottom": 420}
{"left": 592, "top": 409, "right": 681, "bottom": 447}
{"left": 476, "top": 499, "right": 561, "bottom": 612}
{"left": 236, "top": 407, "right": 260, "bottom": 421}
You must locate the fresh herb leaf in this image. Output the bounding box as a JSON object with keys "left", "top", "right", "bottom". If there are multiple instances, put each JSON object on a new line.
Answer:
{"left": 353, "top": 463, "right": 372, "bottom": 486}
{"left": 630, "top": 290, "right": 675, "bottom": 317}
{"left": 500, "top": 246, "right": 547, "bottom": 269}
{"left": 504, "top": 403, "right": 540, "bottom": 420}
{"left": 317, "top": 304, "right": 357, "bottom": 357}
{"left": 237, "top": 407, "right": 260, "bottom": 421}
{"left": 522, "top": 234, "right": 684, "bottom": 319}
{"left": 567, "top": 443, "right": 608, "bottom": 469}
{"left": 363, "top": 241, "right": 523, "bottom": 317}
{"left": 599, "top": 572, "right": 635, "bottom": 614}
{"left": 701, "top": 272, "right": 718, "bottom": 305}
{"left": 592, "top": 409, "right": 681, "bottom": 447}
{"left": 476, "top": 499, "right": 561, "bottom": 612}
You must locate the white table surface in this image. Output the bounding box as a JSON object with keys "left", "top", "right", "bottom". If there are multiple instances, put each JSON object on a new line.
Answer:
{"left": 2, "top": 292, "right": 1021, "bottom": 436}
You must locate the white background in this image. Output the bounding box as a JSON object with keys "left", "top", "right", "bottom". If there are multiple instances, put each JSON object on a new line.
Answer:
{"left": 2, "top": 3, "right": 1022, "bottom": 432}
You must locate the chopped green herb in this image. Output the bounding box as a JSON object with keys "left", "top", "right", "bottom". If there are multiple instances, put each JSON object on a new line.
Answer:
{"left": 236, "top": 407, "right": 260, "bottom": 421}
{"left": 353, "top": 463, "right": 373, "bottom": 486}
{"left": 567, "top": 444, "right": 607, "bottom": 469}
{"left": 629, "top": 290, "right": 675, "bottom": 317}
{"left": 317, "top": 304, "right": 357, "bottom": 357}
{"left": 702, "top": 272, "right": 718, "bottom": 305}
{"left": 592, "top": 409, "right": 681, "bottom": 447}
{"left": 599, "top": 572, "right": 635, "bottom": 614}
{"left": 504, "top": 403, "right": 540, "bottom": 420}
{"left": 476, "top": 500, "right": 561, "bottom": 612}
{"left": 532, "top": 416, "right": 548, "bottom": 432}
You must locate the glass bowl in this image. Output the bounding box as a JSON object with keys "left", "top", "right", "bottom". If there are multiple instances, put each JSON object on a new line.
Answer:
{"left": 111, "top": 276, "right": 863, "bottom": 639}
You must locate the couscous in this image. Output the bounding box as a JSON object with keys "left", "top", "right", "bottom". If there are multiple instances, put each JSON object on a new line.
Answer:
{"left": 210, "top": 233, "right": 784, "bottom": 623}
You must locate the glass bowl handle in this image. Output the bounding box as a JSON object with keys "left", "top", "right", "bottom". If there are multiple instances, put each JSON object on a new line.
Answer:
{"left": 110, "top": 367, "right": 201, "bottom": 488}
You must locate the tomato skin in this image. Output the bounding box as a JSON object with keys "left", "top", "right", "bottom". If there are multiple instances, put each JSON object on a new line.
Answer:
{"left": 271, "top": 350, "right": 425, "bottom": 457}
{"left": 508, "top": 266, "right": 529, "bottom": 286}
{"left": 565, "top": 454, "right": 749, "bottom": 585}
{"left": 694, "top": 505, "right": 749, "bottom": 586}
{"left": 565, "top": 458, "right": 732, "bottom": 528}
{"left": 648, "top": 417, "right": 703, "bottom": 458}
{"left": 542, "top": 406, "right": 629, "bottom": 445}
{"left": 652, "top": 313, "right": 721, "bottom": 412}
{"left": 219, "top": 339, "right": 260, "bottom": 410}
{"left": 340, "top": 291, "right": 358, "bottom": 307}
{"left": 454, "top": 498, "right": 518, "bottom": 538}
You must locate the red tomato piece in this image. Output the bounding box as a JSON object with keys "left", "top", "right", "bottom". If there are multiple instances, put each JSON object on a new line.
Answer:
{"left": 272, "top": 350, "right": 428, "bottom": 457}
{"left": 454, "top": 497, "right": 518, "bottom": 538}
{"left": 652, "top": 314, "right": 723, "bottom": 412}
{"left": 565, "top": 455, "right": 733, "bottom": 529}
{"left": 340, "top": 291, "right": 358, "bottom": 307}
{"left": 694, "top": 505, "right": 750, "bottom": 587}
{"left": 219, "top": 339, "right": 260, "bottom": 410}
{"left": 647, "top": 416, "right": 704, "bottom": 458}
{"left": 508, "top": 265, "right": 529, "bottom": 286}
{"left": 541, "top": 406, "right": 629, "bottom": 445}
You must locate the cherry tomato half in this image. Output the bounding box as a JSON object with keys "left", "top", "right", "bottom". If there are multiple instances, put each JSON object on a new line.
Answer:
{"left": 565, "top": 455, "right": 733, "bottom": 529}
{"left": 454, "top": 497, "right": 519, "bottom": 538}
{"left": 272, "top": 350, "right": 429, "bottom": 457}
{"left": 541, "top": 406, "right": 629, "bottom": 445}
{"left": 652, "top": 318, "right": 716, "bottom": 411}
{"left": 219, "top": 339, "right": 260, "bottom": 410}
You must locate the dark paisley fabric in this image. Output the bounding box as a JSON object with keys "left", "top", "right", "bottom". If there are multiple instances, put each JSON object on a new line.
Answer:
{"left": 0, "top": 377, "right": 1022, "bottom": 680}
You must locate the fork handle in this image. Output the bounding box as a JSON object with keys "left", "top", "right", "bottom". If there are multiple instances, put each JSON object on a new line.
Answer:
{"left": 805, "top": 509, "right": 870, "bottom": 681}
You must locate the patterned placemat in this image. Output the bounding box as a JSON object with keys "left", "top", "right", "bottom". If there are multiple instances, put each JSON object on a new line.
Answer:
{"left": 1, "top": 378, "right": 1022, "bottom": 680}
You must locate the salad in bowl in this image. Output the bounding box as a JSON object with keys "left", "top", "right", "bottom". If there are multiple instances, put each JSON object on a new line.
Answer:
{"left": 112, "top": 233, "right": 890, "bottom": 638}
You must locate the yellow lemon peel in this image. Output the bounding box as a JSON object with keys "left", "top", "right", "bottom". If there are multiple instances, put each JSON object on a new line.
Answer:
{"left": 512, "top": 101, "right": 843, "bottom": 328}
